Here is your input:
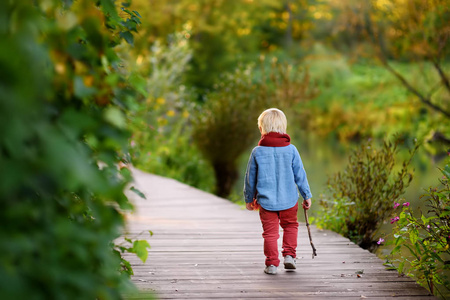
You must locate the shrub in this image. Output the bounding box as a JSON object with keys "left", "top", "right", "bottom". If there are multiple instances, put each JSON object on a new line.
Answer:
{"left": 127, "top": 32, "right": 215, "bottom": 191}
{"left": 0, "top": 0, "right": 149, "bottom": 299}
{"left": 388, "top": 164, "right": 450, "bottom": 299}
{"left": 316, "top": 138, "right": 417, "bottom": 250}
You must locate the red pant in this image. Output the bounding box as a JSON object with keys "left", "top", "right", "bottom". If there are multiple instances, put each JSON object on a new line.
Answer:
{"left": 259, "top": 202, "right": 299, "bottom": 266}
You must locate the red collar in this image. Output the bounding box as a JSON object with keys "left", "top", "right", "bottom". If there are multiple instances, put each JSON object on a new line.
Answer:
{"left": 258, "top": 132, "right": 291, "bottom": 147}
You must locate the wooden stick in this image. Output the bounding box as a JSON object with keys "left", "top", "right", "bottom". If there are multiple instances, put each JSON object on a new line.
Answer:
{"left": 304, "top": 208, "right": 317, "bottom": 259}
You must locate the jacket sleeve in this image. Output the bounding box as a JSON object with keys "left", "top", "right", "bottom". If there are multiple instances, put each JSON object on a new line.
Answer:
{"left": 243, "top": 150, "right": 257, "bottom": 203}
{"left": 292, "top": 146, "right": 313, "bottom": 200}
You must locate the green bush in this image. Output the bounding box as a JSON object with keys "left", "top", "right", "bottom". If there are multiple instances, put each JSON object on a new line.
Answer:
{"left": 388, "top": 164, "right": 450, "bottom": 299}
{"left": 0, "top": 0, "right": 149, "bottom": 299}
{"left": 127, "top": 32, "right": 215, "bottom": 191}
{"left": 316, "top": 138, "right": 417, "bottom": 250}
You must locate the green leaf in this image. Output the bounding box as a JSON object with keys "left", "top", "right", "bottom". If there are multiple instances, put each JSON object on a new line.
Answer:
{"left": 132, "top": 240, "right": 151, "bottom": 263}
{"left": 390, "top": 244, "right": 402, "bottom": 255}
{"left": 410, "top": 227, "right": 419, "bottom": 245}
{"left": 120, "top": 31, "right": 134, "bottom": 46}
{"left": 133, "top": 10, "right": 142, "bottom": 18}
{"left": 442, "top": 165, "right": 450, "bottom": 179}
{"left": 130, "top": 186, "right": 146, "bottom": 199}
{"left": 398, "top": 261, "right": 405, "bottom": 273}
{"left": 101, "top": 0, "right": 120, "bottom": 21}
{"left": 440, "top": 210, "right": 450, "bottom": 217}
{"left": 103, "top": 107, "right": 126, "bottom": 129}
{"left": 120, "top": 167, "right": 133, "bottom": 181}
{"left": 383, "top": 262, "right": 397, "bottom": 270}
{"left": 128, "top": 73, "right": 148, "bottom": 97}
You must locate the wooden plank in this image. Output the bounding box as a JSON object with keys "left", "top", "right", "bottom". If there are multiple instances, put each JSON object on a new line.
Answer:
{"left": 124, "top": 169, "right": 436, "bottom": 299}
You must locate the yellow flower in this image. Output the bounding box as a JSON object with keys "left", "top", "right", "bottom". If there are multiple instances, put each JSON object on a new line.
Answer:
{"left": 182, "top": 110, "right": 190, "bottom": 119}
{"left": 156, "top": 97, "right": 165, "bottom": 105}
{"left": 166, "top": 110, "right": 175, "bottom": 117}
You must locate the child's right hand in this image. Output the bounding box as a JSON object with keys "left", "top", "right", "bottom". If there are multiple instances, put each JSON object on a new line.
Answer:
{"left": 302, "top": 198, "right": 312, "bottom": 210}
{"left": 246, "top": 202, "right": 254, "bottom": 211}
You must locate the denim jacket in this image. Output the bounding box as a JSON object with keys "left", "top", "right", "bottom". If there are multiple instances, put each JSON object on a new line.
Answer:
{"left": 244, "top": 144, "right": 312, "bottom": 211}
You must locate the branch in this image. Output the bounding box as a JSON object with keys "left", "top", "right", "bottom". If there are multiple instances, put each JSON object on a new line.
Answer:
{"left": 432, "top": 59, "right": 450, "bottom": 94}
{"left": 364, "top": 9, "right": 450, "bottom": 118}
{"left": 381, "top": 60, "right": 450, "bottom": 118}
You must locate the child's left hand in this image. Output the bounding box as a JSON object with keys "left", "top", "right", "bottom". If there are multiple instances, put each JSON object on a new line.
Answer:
{"left": 246, "top": 202, "right": 254, "bottom": 211}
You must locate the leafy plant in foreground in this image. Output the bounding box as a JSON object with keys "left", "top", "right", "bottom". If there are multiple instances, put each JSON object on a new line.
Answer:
{"left": 388, "top": 164, "right": 450, "bottom": 299}
{"left": 317, "top": 138, "right": 417, "bottom": 250}
{"left": 0, "top": 0, "right": 149, "bottom": 299}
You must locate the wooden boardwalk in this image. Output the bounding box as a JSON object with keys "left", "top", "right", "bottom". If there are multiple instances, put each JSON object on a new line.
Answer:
{"left": 123, "top": 168, "right": 436, "bottom": 299}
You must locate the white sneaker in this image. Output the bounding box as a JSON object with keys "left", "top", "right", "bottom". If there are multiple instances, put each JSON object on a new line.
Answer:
{"left": 264, "top": 265, "right": 277, "bottom": 275}
{"left": 284, "top": 255, "right": 296, "bottom": 269}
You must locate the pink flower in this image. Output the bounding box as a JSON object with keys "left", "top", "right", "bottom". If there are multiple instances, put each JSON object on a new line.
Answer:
{"left": 393, "top": 202, "right": 400, "bottom": 209}
{"left": 377, "top": 238, "right": 385, "bottom": 245}
{"left": 427, "top": 225, "right": 431, "bottom": 229}
{"left": 130, "top": 140, "right": 136, "bottom": 147}
{"left": 390, "top": 216, "right": 400, "bottom": 224}
{"left": 403, "top": 202, "right": 410, "bottom": 207}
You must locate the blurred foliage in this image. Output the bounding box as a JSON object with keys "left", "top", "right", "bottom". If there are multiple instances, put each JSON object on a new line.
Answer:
{"left": 309, "top": 0, "right": 450, "bottom": 118}
{"left": 388, "top": 163, "right": 450, "bottom": 299}
{"left": 299, "top": 48, "right": 449, "bottom": 152}
{"left": 130, "top": 0, "right": 315, "bottom": 90}
{"left": 316, "top": 138, "right": 418, "bottom": 250}
{"left": 126, "top": 32, "right": 215, "bottom": 191}
{"left": 0, "top": 0, "right": 150, "bottom": 299}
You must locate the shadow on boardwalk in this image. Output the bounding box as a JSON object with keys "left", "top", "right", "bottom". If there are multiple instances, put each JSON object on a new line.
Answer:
{"left": 123, "top": 168, "right": 436, "bottom": 300}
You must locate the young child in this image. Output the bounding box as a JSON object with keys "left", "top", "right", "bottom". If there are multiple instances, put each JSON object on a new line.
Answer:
{"left": 244, "top": 108, "right": 312, "bottom": 275}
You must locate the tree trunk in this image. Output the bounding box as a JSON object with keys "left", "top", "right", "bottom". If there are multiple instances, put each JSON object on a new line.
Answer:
{"left": 212, "top": 161, "right": 238, "bottom": 198}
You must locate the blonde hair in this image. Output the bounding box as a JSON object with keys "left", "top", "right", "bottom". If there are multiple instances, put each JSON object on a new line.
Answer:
{"left": 257, "top": 108, "right": 287, "bottom": 135}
